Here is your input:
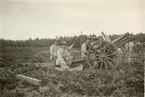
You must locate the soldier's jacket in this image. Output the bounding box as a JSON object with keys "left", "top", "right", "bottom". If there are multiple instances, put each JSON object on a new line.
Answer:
{"left": 57, "top": 48, "right": 71, "bottom": 59}
{"left": 125, "top": 42, "right": 134, "bottom": 52}
{"left": 56, "top": 48, "right": 73, "bottom": 66}
{"left": 81, "top": 42, "right": 91, "bottom": 58}
{"left": 90, "top": 41, "right": 100, "bottom": 49}
{"left": 49, "top": 44, "right": 60, "bottom": 60}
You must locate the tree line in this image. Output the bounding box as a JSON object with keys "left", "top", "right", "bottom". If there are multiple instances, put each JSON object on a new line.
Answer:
{"left": 0, "top": 33, "right": 145, "bottom": 49}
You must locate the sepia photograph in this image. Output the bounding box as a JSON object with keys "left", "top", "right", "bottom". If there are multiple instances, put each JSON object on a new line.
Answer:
{"left": 0, "top": 0, "right": 144, "bottom": 97}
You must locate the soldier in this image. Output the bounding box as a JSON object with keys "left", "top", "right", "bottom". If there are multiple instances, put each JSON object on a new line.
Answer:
{"left": 91, "top": 37, "right": 100, "bottom": 49}
{"left": 56, "top": 41, "right": 74, "bottom": 70}
{"left": 49, "top": 39, "right": 60, "bottom": 66}
{"left": 128, "top": 41, "right": 135, "bottom": 53}
{"left": 81, "top": 37, "right": 91, "bottom": 58}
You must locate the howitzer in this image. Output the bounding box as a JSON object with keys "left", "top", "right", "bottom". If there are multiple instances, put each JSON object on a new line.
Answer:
{"left": 72, "top": 32, "right": 131, "bottom": 71}
{"left": 87, "top": 32, "right": 131, "bottom": 70}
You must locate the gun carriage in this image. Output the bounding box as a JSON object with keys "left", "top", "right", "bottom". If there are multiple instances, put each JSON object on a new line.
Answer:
{"left": 72, "top": 32, "right": 131, "bottom": 70}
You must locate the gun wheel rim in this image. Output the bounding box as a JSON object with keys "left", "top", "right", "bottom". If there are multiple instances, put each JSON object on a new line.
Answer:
{"left": 87, "top": 41, "right": 121, "bottom": 70}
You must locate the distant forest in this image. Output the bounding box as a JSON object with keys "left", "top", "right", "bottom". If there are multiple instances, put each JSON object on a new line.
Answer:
{"left": 0, "top": 33, "right": 145, "bottom": 49}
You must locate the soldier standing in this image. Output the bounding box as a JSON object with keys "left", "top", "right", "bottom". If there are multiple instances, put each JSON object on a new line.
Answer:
{"left": 49, "top": 39, "right": 60, "bottom": 66}
{"left": 81, "top": 37, "right": 91, "bottom": 58}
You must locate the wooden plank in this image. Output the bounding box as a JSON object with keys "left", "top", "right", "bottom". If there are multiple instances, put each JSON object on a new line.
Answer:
{"left": 16, "top": 74, "right": 41, "bottom": 86}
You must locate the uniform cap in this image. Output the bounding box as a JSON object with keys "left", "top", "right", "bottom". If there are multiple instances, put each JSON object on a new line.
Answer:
{"left": 61, "top": 41, "right": 67, "bottom": 45}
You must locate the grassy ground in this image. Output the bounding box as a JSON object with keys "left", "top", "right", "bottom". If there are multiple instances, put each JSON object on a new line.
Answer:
{"left": 0, "top": 47, "right": 144, "bottom": 97}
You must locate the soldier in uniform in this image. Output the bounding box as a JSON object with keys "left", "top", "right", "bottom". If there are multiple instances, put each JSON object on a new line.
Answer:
{"left": 49, "top": 39, "right": 60, "bottom": 66}
{"left": 91, "top": 37, "right": 100, "bottom": 49}
{"left": 56, "top": 41, "right": 74, "bottom": 70}
{"left": 81, "top": 37, "right": 91, "bottom": 58}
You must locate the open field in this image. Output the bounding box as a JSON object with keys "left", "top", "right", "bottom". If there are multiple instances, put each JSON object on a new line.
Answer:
{"left": 0, "top": 47, "right": 144, "bottom": 97}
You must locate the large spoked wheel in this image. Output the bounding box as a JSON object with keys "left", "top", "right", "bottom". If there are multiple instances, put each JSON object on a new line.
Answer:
{"left": 87, "top": 41, "right": 121, "bottom": 70}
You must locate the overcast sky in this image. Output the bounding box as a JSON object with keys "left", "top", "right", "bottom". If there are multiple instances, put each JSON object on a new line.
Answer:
{"left": 0, "top": 0, "right": 144, "bottom": 40}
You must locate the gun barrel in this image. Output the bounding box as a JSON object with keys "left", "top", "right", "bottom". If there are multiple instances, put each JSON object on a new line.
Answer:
{"left": 112, "top": 32, "right": 130, "bottom": 47}
{"left": 115, "top": 36, "right": 131, "bottom": 47}
{"left": 112, "top": 32, "right": 130, "bottom": 44}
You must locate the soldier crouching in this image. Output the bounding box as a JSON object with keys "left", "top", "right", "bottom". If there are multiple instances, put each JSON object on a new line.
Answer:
{"left": 56, "top": 41, "right": 74, "bottom": 71}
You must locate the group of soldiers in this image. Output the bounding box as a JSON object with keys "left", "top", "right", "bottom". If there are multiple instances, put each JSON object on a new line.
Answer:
{"left": 49, "top": 37, "right": 100, "bottom": 71}
{"left": 49, "top": 40, "right": 74, "bottom": 70}
{"left": 125, "top": 40, "right": 141, "bottom": 53}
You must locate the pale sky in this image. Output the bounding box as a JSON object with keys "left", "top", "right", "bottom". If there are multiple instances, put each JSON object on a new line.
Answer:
{"left": 0, "top": 0, "right": 144, "bottom": 40}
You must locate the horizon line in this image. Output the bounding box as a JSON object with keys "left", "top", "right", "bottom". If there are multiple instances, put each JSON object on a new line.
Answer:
{"left": 0, "top": 32, "right": 144, "bottom": 41}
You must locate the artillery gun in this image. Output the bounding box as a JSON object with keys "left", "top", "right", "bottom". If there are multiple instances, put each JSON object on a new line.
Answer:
{"left": 72, "top": 32, "right": 131, "bottom": 71}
